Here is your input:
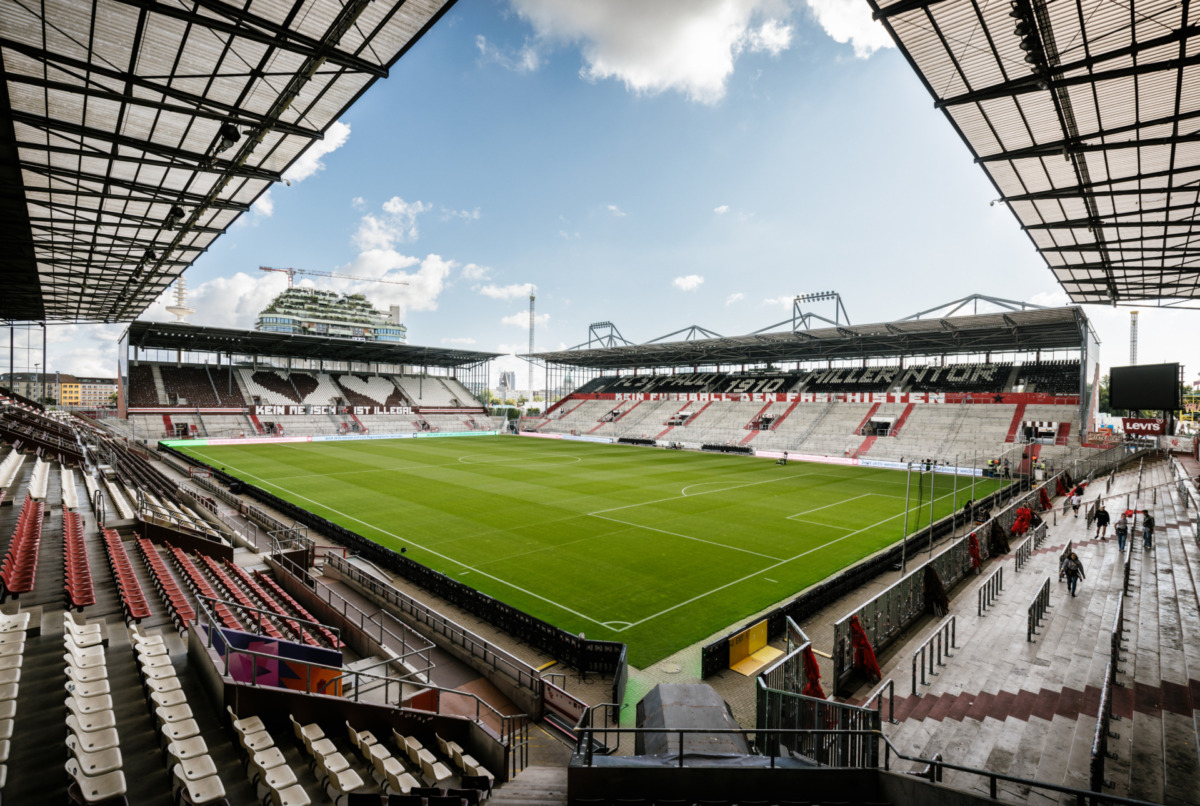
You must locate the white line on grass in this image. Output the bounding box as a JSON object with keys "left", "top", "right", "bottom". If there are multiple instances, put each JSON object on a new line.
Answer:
{"left": 592, "top": 473, "right": 812, "bottom": 516}
{"left": 787, "top": 519, "right": 855, "bottom": 530}
{"left": 612, "top": 484, "right": 966, "bottom": 632}
{"left": 787, "top": 493, "right": 872, "bottom": 518}
{"left": 186, "top": 450, "right": 612, "bottom": 629}
{"left": 589, "top": 514, "right": 784, "bottom": 562}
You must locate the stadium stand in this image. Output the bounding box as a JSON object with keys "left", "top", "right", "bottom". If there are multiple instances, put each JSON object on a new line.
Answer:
{"left": 1015, "top": 360, "right": 1082, "bottom": 396}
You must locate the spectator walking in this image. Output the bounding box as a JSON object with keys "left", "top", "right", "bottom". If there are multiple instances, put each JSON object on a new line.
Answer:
{"left": 1115, "top": 512, "right": 1129, "bottom": 552}
{"left": 1071, "top": 490, "right": 1082, "bottom": 518}
{"left": 1143, "top": 511, "right": 1155, "bottom": 550}
{"left": 1062, "top": 552, "right": 1086, "bottom": 597}
{"left": 1094, "top": 504, "right": 1110, "bottom": 540}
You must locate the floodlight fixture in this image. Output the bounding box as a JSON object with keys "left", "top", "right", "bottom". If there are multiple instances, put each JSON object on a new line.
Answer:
{"left": 165, "top": 205, "right": 185, "bottom": 230}
{"left": 214, "top": 121, "right": 242, "bottom": 154}
{"left": 796, "top": 291, "right": 837, "bottom": 303}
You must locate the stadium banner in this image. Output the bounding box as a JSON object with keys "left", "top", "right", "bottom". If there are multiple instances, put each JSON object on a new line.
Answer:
{"left": 519, "top": 431, "right": 562, "bottom": 439}
{"left": 1160, "top": 435, "right": 1193, "bottom": 452}
{"left": 1122, "top": 417, "right": 1165, "bottom": 435}
{"left": 756, "top": 449, "right": 857, "bottom": 466}
{"left": 859, "top": 458, "right": 908, "bottom": 471}
{"left": 564, "top": 391, "right": 1080, "bottom": 405}
{"left": 252, "top": 404, "right": 413, "bottom": 416}
{"left": 561, "top": 434, "right": 613, "bottom": 444}
{"left": 208, "top": 625, "right": 343, "bottom": 695}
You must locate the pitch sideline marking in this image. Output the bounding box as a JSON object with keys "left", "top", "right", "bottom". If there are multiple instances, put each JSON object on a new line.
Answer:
{"left": 612, "top": 485, "right": 967, "bottom": 632}
{"left": 186, "top": 450, "right": 613, "bottom": 629}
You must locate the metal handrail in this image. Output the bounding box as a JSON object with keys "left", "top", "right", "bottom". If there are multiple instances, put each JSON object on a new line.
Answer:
{"left": 571, "top": 725, "right": 1165, "bottom": 806}
{"left": 1027, "top": 576, "right": 1051, "bottom": 642}
{"left": 863, "top": 678, "right": 896, "bottom": 724}
{"left": 1014, "top": 533, "right": 1033, "bottom": 572}
{"left": 977, "top": 565, "right": 1003, "bottom": 616}
{"left": 197, "top": 593, "right": 342, "bottom": 647}
{"left": 911, "top": 615, "right": 955, "bottom": 696}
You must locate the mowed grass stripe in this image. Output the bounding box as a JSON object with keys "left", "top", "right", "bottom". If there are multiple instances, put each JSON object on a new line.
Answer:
{"left": 181, "top": 437, "right": 1006, "bottom": 667}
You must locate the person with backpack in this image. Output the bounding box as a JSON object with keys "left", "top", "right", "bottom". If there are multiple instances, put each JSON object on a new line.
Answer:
{"left": 1094, "top": 504, "right": 1110, "bottom": 540}
{"left": 1062, "top": 552, "right": 1086, "bottom": 597}
{"left": 1143, "top": 510, "right": 1155, "bottom": 550}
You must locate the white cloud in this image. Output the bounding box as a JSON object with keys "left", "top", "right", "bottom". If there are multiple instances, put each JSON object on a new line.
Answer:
{"left": 339, "top": 252, "right": 454, "bottom": 319}
{"left": 502, "top": 310, "right": 551, "bottom": 328}
{"left": 607, "top": 204, "right": 627, "bottom": 217}
{"left": 142, "top": 272, "right": 290, "bottom": 330}
{"left": 351, "top": 196, "right": 366, "bottom": 210}
{"left": 746, "top": 18, "right": 793, "bottom": 54}
{"left": 762, "top": 296, "right": 794, "bottom": 309}
{"left": 726, "top": 292, "right": 744, "bottom": 305}
{"left": 804, "top": 0, "right": 893, "bottom": 58}
{"left": 442, "top": 207, "right": 481, "bottom": 221}
{"left": 283, "top": 120, "right": 352, "bottom": 183}
{"left": 441, "top": 337, "right": 477, "bottom": 345}
{"left": 673, "top": 274, "right": 705, "bottom": 291}
{"left": 354, "top": 197, "right": 433, "bottom": 251}
{"left": 461, "top": 264, "right": 491, "bottom": 281}
{"left": 251, "top": 190, "right": 274, "bottom": 218}
{"left": 476, "top": 34, "right": 542, "bottom": 72}
{"left": 481, "top": 282, "right": 536, "bottom": 300}
{"left": 511, "top": 0, "right": 797, "bottom": 104}
{"left": 714, "top": 204, "right": 730, "bottom": 215}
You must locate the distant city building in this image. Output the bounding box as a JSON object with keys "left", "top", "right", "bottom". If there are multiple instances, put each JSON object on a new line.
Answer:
{"left": 1, "top": 372, "right": 116, "bottom": 407}
{"left": 499, "top": 371, "right": 516, "bottom": 393}
{"left": 255, "top": 287, "right": 407, "bottom": 343}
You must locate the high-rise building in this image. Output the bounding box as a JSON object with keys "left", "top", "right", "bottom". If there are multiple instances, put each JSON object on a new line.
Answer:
{"left": 256, "top": 287, "right": 407, "bottom": 343}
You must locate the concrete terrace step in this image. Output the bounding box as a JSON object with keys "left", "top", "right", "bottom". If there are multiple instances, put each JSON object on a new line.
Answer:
{"left": 846, "top": 458, "right": 1200, "bottom": 804}
{"left": 489, "top": 765, "right": 568, "bottom": 806}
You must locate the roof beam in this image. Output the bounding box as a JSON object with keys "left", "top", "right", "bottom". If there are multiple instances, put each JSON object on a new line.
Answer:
{"left": 1, "top": 72, "right": 321, "bottom": 141}
{"left": 937, "top": 51, "right": 1200, "bottom": 109}
{"left": 0, "top": 38, "right": 324, "bottom": 139}
{"left": 24, "top": 212, "right": 223, "bottom": 235}
{"left": 978, "top": 130, "right": 1200, "bottom": 164}
{"left": 23, "top": 163, "right": 238, "bottom": 210}
{"left": 8, "top": 110, "right": 281, "bottom": 183}
{"left": 108, "top": 0, "right": 388, "bottom": 78}
{"left": 23, "top": 186, "right": 248, "bottom": 212}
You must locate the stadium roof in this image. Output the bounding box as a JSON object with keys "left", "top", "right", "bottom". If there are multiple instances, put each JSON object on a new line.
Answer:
{"left": 123, "top": 321, "right": 499, "bottom": 367}
{"left": 0, "top": 0, "right": 455, "bottom": 324}
{"left": 870, "top": 0, "right": 1200, "bottom": 307}
{"left": 529, "top": 307, "right": 1088, "bottom": 371}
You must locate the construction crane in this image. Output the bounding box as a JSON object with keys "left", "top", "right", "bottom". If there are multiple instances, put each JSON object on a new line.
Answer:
{"left": 258, "top": 266, "right": 408, "bottom": 288}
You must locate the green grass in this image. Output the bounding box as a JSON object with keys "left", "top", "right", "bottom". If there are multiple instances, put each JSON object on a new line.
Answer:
{"left": 179, "top": 436, "right": 1007, "bottom": 668}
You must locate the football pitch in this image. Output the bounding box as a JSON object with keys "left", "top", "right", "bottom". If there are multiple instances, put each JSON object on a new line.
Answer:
{"left": 178, "top": 436, "right": 1008, "bottom": 668}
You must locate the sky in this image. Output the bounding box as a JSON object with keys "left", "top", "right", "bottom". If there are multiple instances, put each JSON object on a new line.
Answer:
{"left": 9, "top": 0, "right": 1200, "bottom": 389}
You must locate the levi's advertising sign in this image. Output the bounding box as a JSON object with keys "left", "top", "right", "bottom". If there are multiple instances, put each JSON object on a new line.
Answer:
{"left": 1122, "top": 418, "right": 1165, "bottom": 435}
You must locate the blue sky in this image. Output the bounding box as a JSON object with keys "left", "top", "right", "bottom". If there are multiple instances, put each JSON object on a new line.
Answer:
{"left": 17, "top": 0, "right": 1200, "bottom": 388}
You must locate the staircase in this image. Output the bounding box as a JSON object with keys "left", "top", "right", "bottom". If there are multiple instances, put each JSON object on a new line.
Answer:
{"left": 1004, "top": 402, "right": 1028, "bottom": 443}
{"left": 934, "top": 403, "right": 973, "bottom": 456}
{"left": 794, "top": 400, "right": 837, "bottom": 448}
{"left": 853, "top": 459, "right": 1200, "bottom": 805}
{"left": 488, "top": 766, "right": 567, "bottom": 806}
{"left": 150, "top": 365, "right": 169, "bottom": 405}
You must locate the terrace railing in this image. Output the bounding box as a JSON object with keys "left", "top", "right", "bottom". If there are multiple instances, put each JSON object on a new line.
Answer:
{"left": 911, "top": 615, "right": 956, "bottom": 696}
{"left": 1026, "top": 576, "right": 1051, "bottom": 642}
{"left": 977, "top": 566, "right": 1003, "bottom": 616}
{"left": 830, "top": 442, "right": 1148, "bottom": 692}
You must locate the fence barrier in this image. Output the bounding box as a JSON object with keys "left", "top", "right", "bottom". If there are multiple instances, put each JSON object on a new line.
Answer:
{"left": 1027, "top": 577, "right": 1051, "bottom": 642}
{"left": 862, "top": 678, "right": 896, "bottom": 725}
{"left": 911, "top": 615, "right": 956, "bottom": 696}
{"left": 977, "top": 566, "right": 1003, "bottom": 616}
{"left": 1014, "top": 535, "right": 1033, "bottom": 573}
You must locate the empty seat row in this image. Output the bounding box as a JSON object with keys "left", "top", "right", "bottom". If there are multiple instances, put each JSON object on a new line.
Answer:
{"left": 345, "top": 721, "right": 421, "bottom": 796}
{"left": 254, "top": 571, "right": 342, "bottom": 649}
{"left": 0, "top": 607, "right": 29, "bottom": 798}
{"left": 100, "top": 529, "right": 151, "bottom": 622}
{"left": 136, "top": 539, "right": 196, "bottom": 631}
{"left": 63, "top": 613, "right": 127, "bottom": 805}
{"left": 435, "top": 734, "right": 493, "bottom": 789}
{"left": 231, "top": 708, "right": 310, "bottom": 806}
{"left": 0, "top": 496, "right": 43, "bottom": 598}
{"left": 195, "top": 555, "right": 284, "bottom": 640}
{"left": 224, "top": 562, "right": 317, "bottom": 646}
{"left": 169, "top": 548, "right": 243, "bottom": 631}
{"left": 126, "top": 625, "right": 227, "bottom": 805}
{"left": 290, "top": 713, "right": 367, "bottom": 805}
{"left": 63, "top": 511, "right": 95, "bottom": 609}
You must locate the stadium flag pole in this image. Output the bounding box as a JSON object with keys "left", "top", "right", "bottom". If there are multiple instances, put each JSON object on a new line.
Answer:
{"left": 902, "top": 462, "right": 912, "bottom": 575}
{"left": 953, "top": 453, "right": 959, "bottom": 522}
{"left": 971, "top": 450, "right": 977, "bottom": 502}
{"left": 929, "top": 464, "right": 936, "bottom": 555}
